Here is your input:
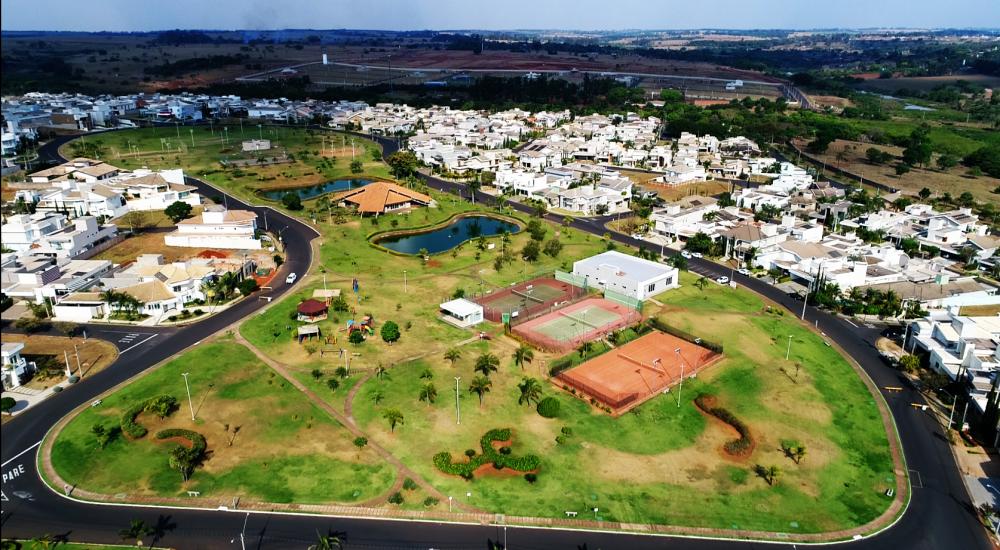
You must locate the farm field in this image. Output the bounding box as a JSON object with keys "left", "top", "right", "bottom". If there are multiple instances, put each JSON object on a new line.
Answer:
{"left": 792, "top": 137, "right": 999, "bottom": 203}
{"left": 48, "top": 338, "right": 395, "bottom": 504}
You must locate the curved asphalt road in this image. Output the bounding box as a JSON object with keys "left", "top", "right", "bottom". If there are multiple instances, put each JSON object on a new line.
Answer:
{"left": 0, "top": 130, "right": 989, "bottom": 549}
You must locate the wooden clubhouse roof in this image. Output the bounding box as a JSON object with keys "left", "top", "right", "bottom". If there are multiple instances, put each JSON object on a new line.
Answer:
{"left": 332, "top": 181, "right": 432, "bottom": 214}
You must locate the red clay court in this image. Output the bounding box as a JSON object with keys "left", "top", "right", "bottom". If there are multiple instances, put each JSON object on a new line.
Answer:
{"left": 511, "top": 297, "right": 640, "bottom": 353}
{"left": 555, "top": 330, "right": 723, "bottom": 415}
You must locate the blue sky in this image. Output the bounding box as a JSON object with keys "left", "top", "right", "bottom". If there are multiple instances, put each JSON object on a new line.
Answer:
{"left": 2, "top": 0, "right": 998, "bottom": 32}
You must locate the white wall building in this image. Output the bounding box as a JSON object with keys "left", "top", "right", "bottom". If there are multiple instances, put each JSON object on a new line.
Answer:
{"left": 164, "top": 206, "right": 260, "bottom": 249}
{"left": 572, "top": 250, "right": 679, "bottom": 301}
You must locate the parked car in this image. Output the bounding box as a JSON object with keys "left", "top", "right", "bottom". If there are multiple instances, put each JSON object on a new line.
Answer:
{"left": 716, "top": 276, "right": 730, "bottom": 285}
{"left": 680, "top": 250, "right": 692, "bottom": 259}
{"left": 691, "top": 252, "right": 703, "bottom": 258}
{"left": 737, "top": 268, "right": 751, "bottom": 276}
{"left": 285, "top": 273, "right": 298, "bottom": 284}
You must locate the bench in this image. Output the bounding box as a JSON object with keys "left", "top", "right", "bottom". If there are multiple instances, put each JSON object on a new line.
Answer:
{"left": 565, "top": 511, "right": 578, "bottom": 518}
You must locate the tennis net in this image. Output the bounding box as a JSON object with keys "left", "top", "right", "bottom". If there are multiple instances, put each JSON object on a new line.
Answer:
{"left": 511, "top": 288, "right": 545, "bottom": 304}
{"left": 558, "top": 310, "right": 600, "bottom": 329}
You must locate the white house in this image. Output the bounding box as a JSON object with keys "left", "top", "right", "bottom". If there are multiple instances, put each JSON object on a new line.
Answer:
{"left": 2, "top": 342, "right": 36, "bottom": 390}
{"left": 164, "top": 206, "right": 260, "bottom": 250}
{"left": 25, "top": 216, "right": 118, "bottom": 259}
{"left": 572, "top": 250, "right": 679, "bottom": 301}
{"left": 1, "top": 212, "right": 67, "bottom": 253}
{"left": 439, "top": 298, "right": 484, "bottom": 328}
{"left": 105, "top": 169, "right": 201, "bottom": 211}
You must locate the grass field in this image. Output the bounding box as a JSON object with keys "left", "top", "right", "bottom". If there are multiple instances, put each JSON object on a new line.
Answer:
{"left": 59, "top": 126, "right": 392, "bottom": 206}
{"left": 346, "top": 270, "right": 896, "bottom": 532}
{"left": 50, "top": 338, "right": 394, "bottom": 504}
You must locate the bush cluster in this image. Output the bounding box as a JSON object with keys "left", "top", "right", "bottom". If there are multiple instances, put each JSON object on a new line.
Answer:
{"left": 536, "top": 397, "right": 561, "bottom": 418}
{"left": 694, "top": 394, "right": 753, "bottom": 455}
{"left": 433, "top": 428, "right": 541, "bottom": 480}
{"left": 120, "top": 395, "right": 179, "bottom": 439}
{"left": 155, "top": 428, "right": 207, "bottom": 454}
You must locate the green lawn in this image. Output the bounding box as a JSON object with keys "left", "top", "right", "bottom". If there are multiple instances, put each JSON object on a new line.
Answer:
{"left": 49, "top": 338, "right": 394, "bottom": 504}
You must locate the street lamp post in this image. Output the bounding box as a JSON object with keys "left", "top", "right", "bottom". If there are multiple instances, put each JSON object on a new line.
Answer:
{"left": 403, "top": 270, "right": 407, "bottom": 293}
{"left": 674, "top": 348, "right": 684, "bottom": 408}
{"left": 455, "top": 376, "right": 462, "bottom": 425}
{"left": 786, "top": 335, "right": 793, "bottom": 360}
{"left": 181, "top": 372, "right": 195, "bottom": 421}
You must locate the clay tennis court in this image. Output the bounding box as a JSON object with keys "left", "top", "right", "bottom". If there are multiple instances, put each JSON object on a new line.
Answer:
{"left": 474, "top": 277, "right": 584, "bottom": 322}
{"left": 511, "top": 297, "right": 640, "bottom": 352}
{"left": 555, "top": 330, "right": 723, "bottom": 415}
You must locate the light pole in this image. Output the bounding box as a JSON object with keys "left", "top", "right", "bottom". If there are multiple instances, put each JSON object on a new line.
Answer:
{"left": 674, "top": 348, "right": 684, "bottom": 408}
{"left": 455, "top": 376, "right": 462, "bottom": 425}
{"left": 403, "top": 270, "right": 407, "bottom": 293}
{"left": 448, "top": 495, "right": 453, "bottom": 512}
{"left": 785, "top": 335, "right": 793, "bottom": 360}
{"left": 181, "top": 372, "right": 195, "bottom": 421}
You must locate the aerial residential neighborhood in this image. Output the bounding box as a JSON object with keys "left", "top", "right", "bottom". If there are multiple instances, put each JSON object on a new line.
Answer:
{"left": 1, "top": 3, "right": 999, "bottom": 550}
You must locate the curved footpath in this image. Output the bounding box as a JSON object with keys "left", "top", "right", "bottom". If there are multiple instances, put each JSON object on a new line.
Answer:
{"left": 0, "top": 129, "right": 989, "bottom": 549}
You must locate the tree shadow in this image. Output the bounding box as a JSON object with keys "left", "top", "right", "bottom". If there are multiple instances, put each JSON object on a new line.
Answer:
{"left": 151, "top": 514, "right": 178, "bottom": 547}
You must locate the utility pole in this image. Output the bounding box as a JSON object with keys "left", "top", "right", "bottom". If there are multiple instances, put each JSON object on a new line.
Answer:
{"left": 181, "top": 372, "right": 195, "bottom": 421}
{"left": 63, "top": 350, "right": 73, "bottom": 378}
{"left": 74, "top": 344, "right": 83, "bottom": 377}
{"left": 455, "top": 376, "right": 462, "bottom": 425}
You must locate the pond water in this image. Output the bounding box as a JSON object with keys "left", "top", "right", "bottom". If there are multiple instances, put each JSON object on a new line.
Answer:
{"left": 261, "top": 178, "right": 373, "bottom": 201}
{"left": 373, "top": 215, "right": 521, "bottom": 255}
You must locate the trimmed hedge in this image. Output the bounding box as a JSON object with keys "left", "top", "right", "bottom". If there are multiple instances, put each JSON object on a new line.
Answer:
{"left": 694, "top": 394, "right": 753, "bottom": 456}
{"left": 120, "top": 395, "right": 179, "bottom": 439}
{"left": 647, "top": 318, "right": 724, "bottom": 354}
{"left": 536, "top": 397, "right": 560, "bottom": 418}
{"left": 155, "top": 428, "right": 207, "bottom": 454}
{"left": 433, "top": 428, "right": 541, "bottom": 479}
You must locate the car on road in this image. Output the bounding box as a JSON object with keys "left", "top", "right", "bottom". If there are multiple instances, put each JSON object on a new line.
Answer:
{"left": 285, "top": 273, "right": 298, "bottom": 284}
{"left": 680, "top": 250, "right": 692, "bottom": 259}
{"left": 737, "top": 268, "right": 751, "bottom": 276}
{"left": 716, "top": 276, "right": 730, "bottom": 285}
{"left": 691, "top": 252, "right": 703, "bottom": 258}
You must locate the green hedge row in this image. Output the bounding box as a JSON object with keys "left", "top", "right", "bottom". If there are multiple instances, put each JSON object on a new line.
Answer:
{"left": 155, "top": 428, "right": 208, "bottom": 454}
{"left": 647, "top": 318, "right": 724, "bottom": 354}
{"left": 119, "top": 395, "right": 179, "bottom": 439}
{"left": 433, "top": 428, "right": 540, "bottom": 479}
{"left": 694, "top": 394, "right": 753, "bottom": 455}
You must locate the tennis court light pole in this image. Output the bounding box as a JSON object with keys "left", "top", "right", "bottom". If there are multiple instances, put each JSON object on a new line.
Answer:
{"left": 455, "top": 376, "right": 462, "bottom": 425}
{"left": 674, "top": 348, "right": 684, "bottom": 408}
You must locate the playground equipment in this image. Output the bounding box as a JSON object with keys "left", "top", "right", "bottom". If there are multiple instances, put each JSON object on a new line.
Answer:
{"left": 345, "top": 316, "right": 375, "bottom": 337}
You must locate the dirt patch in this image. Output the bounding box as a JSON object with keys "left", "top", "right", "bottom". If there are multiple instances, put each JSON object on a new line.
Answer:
{"left": 198, "top": 249, "right": 229, "bottom": 259}
{"left": 156, "top": 435, "right": 195, "bottom": 449}
{"left": 471, "top": 461, "right": 537, "bottom": 478}
{"left": 425, "top": 259, "right": 442, "bottom": 268}
{"left": 4, "top": 334, "right": 118, "bottom": 389}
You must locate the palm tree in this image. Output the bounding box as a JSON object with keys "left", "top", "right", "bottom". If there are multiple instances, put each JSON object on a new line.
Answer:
{"left": 694, "top": 277, "right": 709, "bottom": 292}
{"left": 374, "top": 364, "right": 390, "bottom": 381}
{"left": 383, "top": 408, "right": 404, "bottom": 432}
{"left": 419, "top": 368, "right": 434, "bottom": 380}
{"left": 513, "top": 345, "right": 534, "bottom": 370}
{"left": 517, "top": 377, "right": 543, "bottom": 406}
{"left": 468, "top": 375, "right": 493, "bottom": 407}
{"left": 308, "top": 529, "right": 344, "bottom": 550}
{"left": 419, "top": 382, "right": 438, "bottom": 405}
{"left": 577, "top": 341, "right": 594, "bottom": 358}
{"left": 792, "top": 446, "right": 807, "bottom": 464}
{"left": 443, "top": 348, "right": 462, "bottom": 367}
{"left": 474, "top": 353, "right": 500, "bottom": 377}
{"left": 766, "top": 465, "right": 780, "bottom": 485}
{"left": 29, "top": 534, "right": 59, "bottom": 550}
{"left": 369, "top": 388, "right": 385, "bottom": 406}
{"left": 119, "top": 519, "right": 154, "bottom": 547}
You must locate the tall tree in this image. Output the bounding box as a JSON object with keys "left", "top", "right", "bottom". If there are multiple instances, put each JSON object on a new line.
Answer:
{"left": 468, "top": 375, "right": 493, "bottom": 406}
{"left": 383, "top": 408, "right": 404, "bottom": 432}
{"left": 418, "top": 382, "right": 438, "bottom": 405}
{"left": 474, "top": 353, "right": 500, "bottom": 377}
{"left": 517, "top": 377, "right": 543, "bottom": 406}
{"left": 443, "top": 348, "right": 462, "bottom": 367}
{"left": 513, "top": 345, "right": 534, "bottom": 370}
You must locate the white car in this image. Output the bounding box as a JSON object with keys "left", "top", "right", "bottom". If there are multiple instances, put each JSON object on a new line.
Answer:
{"left": 285, "top": 273, "right": 298, "bottom": 284}
{"left": 691, "top": 252, "right": 703, "bottom": 258}
{"left": 716, "top": 276, "right": 730, "bottom": 285}
{"left": 737, "top": 268, "right": 751, "bottom": 276}
{"left": 680, "top": 251, "right": 692, "bottom": 259}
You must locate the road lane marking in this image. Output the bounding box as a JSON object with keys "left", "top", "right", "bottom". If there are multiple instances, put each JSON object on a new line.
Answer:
{"left": 119, "top": 334, "right": 158, "bottom": 355}
{"left": 844, "top": 319, "right": 858, "bottom": 328}
{"left": 1, "top": 440, "right": 41, "bottom": 468}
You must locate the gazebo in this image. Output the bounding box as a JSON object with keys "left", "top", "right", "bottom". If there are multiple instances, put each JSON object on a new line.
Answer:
{"left": 297, "top": 299, "right": 329, "bottom": 323}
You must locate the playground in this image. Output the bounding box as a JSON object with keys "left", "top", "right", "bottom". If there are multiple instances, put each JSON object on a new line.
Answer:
{"left": 555, "top": 330, "right": 723, "bottom": 415}
{"left": 474, "top": 276, "right": 585, "bottom": 322}
{"left": 511, "top": 297, "right": 640, "bottom": 352}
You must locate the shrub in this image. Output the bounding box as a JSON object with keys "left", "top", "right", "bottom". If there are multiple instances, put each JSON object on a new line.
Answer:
{"left": 524, "top": 473, "right": 538, "bottom": 483}
{"left": 434, "top": 428, "right": 540, "bottom": 479}
{"left": 387, "top": 491, "right": 404, "bottom": 505}
{"left": 560, "top": 426, "right": 572, "bottom": 436}
{"left": 52, "top": 386, "right": 63, "bottom": 393}
{"left": 423, "top": 497, "right": 439, "bottom": 507}
{"left": 499, "top": 446, "right": 512, "bottom": 455}
{"left": 536, "top": 397, "right": 560, "bottom": 418}
{"left": 120, "top": 395, "right": 178, "bottom": 439}
{"left": 695, "top": 394, "right": 753, "bottom": 456}
{"left": 464, "top": 449, "right": 477, "bottom": 457}
{"left": 168, "top": 315, "right": 178, "bottom": 322}
{"left": 353, "top": 436, "right": 368, "bottom": 449}
{"left": 67, "top": 375, "right": 80, "bottom": 384}
{"left": 193, "top": 309, "right": 204, "bottom": 315}
{"left": 555, "top": 435, "right": 566, "bottom": 445}
{"left": 402, "top": 478, "right": 418, "bottom": 491}
{"left": 155, "top": 428, "right": 208, "bottom": 454}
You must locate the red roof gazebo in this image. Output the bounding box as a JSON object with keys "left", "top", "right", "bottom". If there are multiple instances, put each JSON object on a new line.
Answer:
{"left": 297, "top": 299, "right": 328, "bottom": 323}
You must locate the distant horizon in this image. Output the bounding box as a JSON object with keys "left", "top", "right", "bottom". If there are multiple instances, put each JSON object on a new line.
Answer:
{"left": 3, "top": 26, "right": 1000, "bottom": 34}
{"left": 3, "top": 0, "right": 999, "bottom": 34}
